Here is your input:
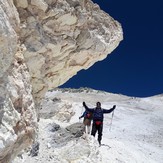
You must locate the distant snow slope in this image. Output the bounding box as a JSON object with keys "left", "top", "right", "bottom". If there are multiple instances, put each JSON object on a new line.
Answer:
{"left": 14, "top": 88, "right": 163, "bottom": 163}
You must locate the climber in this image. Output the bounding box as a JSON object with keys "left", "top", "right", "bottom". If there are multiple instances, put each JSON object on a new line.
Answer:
{"left": 83, "top": 101, "right": 116, "bottom": 146}
{"left": 79, "top": 109, "right": 93, "bottom": 134}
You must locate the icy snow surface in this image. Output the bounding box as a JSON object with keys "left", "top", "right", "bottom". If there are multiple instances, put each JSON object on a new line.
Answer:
{"left": 14, "top": 88, "right": 163, "bottom": 163}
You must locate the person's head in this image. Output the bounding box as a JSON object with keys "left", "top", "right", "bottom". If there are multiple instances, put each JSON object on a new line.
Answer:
{"left": 96, "top": 102, "right": 101, "bottom": 108}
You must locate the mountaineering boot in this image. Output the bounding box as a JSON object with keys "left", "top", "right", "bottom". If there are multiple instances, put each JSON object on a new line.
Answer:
{"left": 98, "top": 140, "right": 101, "bottom": 146}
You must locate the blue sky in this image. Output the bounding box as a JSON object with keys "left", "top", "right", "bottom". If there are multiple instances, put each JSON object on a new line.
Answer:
{"left": 61, "top": 0, "right": 163, "bottom": 97}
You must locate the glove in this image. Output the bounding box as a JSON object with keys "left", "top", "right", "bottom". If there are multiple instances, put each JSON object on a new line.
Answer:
{"left": 79, "top": 117, "right": 81, "bottom": 119}
{"left": 113, "top": 105, "right": 116, "bottom": 109}
{"left": 83, "top": 101, "right": 86, "bottom": 106}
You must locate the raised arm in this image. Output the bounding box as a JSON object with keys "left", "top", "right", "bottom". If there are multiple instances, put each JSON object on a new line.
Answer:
{"left": 83, "top": 102, "right": 94, "bottom": 113}
{"left": 103, "top": 105, "right": 116, "bottom": 114}
{"left": 79, "top": 111, "right": 86, "bottom": 119}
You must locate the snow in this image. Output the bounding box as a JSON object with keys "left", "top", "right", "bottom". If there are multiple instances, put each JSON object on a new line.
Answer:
{"left": 14, "top": 88, "right": 163, "bottom": 163}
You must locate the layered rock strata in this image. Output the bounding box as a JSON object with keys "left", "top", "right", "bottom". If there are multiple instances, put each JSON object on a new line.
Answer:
{"left": 15, "top": 0, "right": 123, "bottom": 102}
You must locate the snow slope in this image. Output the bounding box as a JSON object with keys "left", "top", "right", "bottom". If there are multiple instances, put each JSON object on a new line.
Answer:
{"left": 14, "top": 88, "right": 163, "bottom": 163}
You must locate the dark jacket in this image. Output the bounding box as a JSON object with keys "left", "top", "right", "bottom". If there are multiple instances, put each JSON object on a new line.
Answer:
{"left": 83, "top": 102, "right": 115, "bottom": 122}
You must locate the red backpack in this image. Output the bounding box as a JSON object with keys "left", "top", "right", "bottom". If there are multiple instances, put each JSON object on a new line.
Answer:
{"left": 86, "top": 112, "right": 92, "bottom": 119}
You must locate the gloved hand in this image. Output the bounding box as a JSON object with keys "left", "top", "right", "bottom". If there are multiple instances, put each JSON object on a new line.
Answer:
{"left": 83, "top": 101, "right": 86, "bottom": 106}
{"left": 113, "top": 105, "right": 116, "bottom": 109}
{"left": 79, "top": 116, "right": 81, "bottom": 119}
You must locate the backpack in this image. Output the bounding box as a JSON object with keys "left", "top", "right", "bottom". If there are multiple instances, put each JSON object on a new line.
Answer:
{"left": 86, "top": 112, "right": 93, "bottom": 119}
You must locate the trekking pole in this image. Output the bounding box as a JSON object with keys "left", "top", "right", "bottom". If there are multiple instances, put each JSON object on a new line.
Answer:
{"left": 109, "top": 110, "right": 114, "bottom": 131}
{"left": 79, "top": 104, "right": 84, "bottom": 123}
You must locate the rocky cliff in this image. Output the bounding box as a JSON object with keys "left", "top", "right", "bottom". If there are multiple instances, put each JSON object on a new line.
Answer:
{"left": 0, "top": 0, "right": 123, "bottom": 162}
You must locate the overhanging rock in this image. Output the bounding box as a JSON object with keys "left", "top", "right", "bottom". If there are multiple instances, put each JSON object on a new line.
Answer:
{"left": 16, "top": 0, "right": 123, "bottom": 102}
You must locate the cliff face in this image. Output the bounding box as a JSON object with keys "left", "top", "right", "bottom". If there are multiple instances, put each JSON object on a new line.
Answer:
{"left": 0, "top": 1, "right": 37, "bottom": 162}
{"left": 0, "top": 0, "right": 123, "bottom": 162}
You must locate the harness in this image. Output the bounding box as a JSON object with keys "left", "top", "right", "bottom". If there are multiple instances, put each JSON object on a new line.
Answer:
{"left": 95, "top": 121, "right": 103, "bottom": 125}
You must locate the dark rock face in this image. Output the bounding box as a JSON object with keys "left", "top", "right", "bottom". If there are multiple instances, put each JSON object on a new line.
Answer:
{"left": 47, "top": 123, "right": 61, "bottom": 132}
{"left": 29, "top": 142, "right": 40, "bottom": 157}
{"left": 66, "top": 122, "right": 85, "bottom": 138}
{"left": 47, "top": 122, "right": 85, "bottom": 147}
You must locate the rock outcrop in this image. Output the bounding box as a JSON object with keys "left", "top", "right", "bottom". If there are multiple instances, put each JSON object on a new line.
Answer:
{"left": 15, "top": 0, "right": 123, "bottom": 102}
{"left": 0, "top": 1, "right": 37, "bottom": 162}
{"left": 0, "top": 0, "right": 123, "bottom": 162}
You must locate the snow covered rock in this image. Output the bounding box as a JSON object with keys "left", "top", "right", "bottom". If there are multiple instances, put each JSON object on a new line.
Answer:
{"left": 14, "top": 119, "right": 101, "bottom": 163}
{"left": 47, "top": 122, "right": 85, "bottom": 148}
{"left": 29, "top": 142, "right": 40, "bottom": 157}
{"left": 13, "top": 88, "right": 163, "bottom": 163}
{"left": 66, "top": 122, "right": 85, "bottom": 138}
